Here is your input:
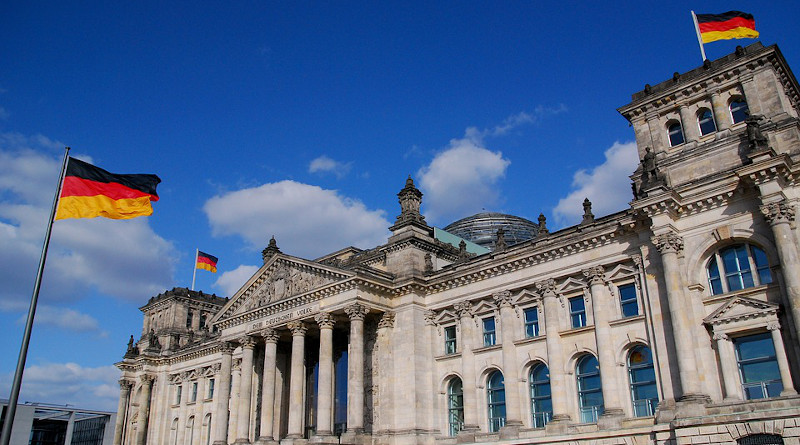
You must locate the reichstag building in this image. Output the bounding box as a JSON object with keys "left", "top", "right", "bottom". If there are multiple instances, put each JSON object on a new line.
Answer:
{"left": 115, "top": 42, "right": 800, "bottom": 445}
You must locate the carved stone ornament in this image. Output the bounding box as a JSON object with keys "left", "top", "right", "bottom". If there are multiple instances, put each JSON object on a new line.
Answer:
{"left": 535, "top": 278, "right": 557, "bottom": 297}
{"left": 495, "top": 228, "right": 507, "bottom": 252}
{"left": 760, "top": 201, "right": 795, "bottom": 226}
{"left": 119, "top": 378, "right": 134, "bottom": 390}
{"left": 344, "top": 303, "right": 369, "bottom": 321}
{"left": 424, "top": 309, "right": 436, "bottom": 326}
{"left": 651, "top": 232, "right": 684, "bottom": 254}
{"left": 315, "top": 312, "right": 336, "bottom": 329}
{"left": 287, "top": 321, "right": 307, "bottom": 336}
{"left": 745, "top": 114, "right": 769, "bottom": 151}
{"left": 454, "top": 301, "right": 474, "bottom": 318}
{"left": 395, "top": 176, "right": 426, "bottom": 225}
{"left": 712, "top": 332, "right": 730, "bottom": 342}
{"left": 767, "top": 321, "right": 781, "bottom": 331}
{"left": 537, "top": 213, "right": 549, "bottom": 235}
{"left": 211, "top": 363, "right": 222, "bottom": 373}
{"left": 581, "top": 198, "right": 595, "bottom": 225}
{"left": 260, "top": 328, "right": 280, "bottom": 343}
{"left": 492, "top": 291, "right": 512, "bottom": 308}
{"left": 262, "top": 236, "right": 281, "bottom": 262}
{"left": 631, "top": 254, "right": 643, "bottom": 270}
{"left": 249, "top": 264, "right": 329, "bottom": 309}
{"left": 139, "top": 374, "right": 155, "bottom": 384}
{"left": 582, "top": 266, "right": 606, "bottom": 285}
{"left": 239, "top": 336, "right": 258, "bottom": 349}
{"left": 378, "top": 311, "right": 396, "bottom": 329}
{"left": 219, "top": 341, "right": 236, "bottom": 354}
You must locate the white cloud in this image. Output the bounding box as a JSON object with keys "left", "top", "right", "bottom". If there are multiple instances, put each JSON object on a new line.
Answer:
{"left": 0, "top": 133, "right": 177, "bottom": 309}
{"left": 215, "top": 264, "right": 260, "bottom": 297}
{"left": 308, "top": 155, "right": 352, "bottom": 179}
{"left": 552, "top": 141, "right": 638, "bottom": 227}
{"left": 204, "top": 180, "right": 390, "bottom": 259}
{"left": 0, "top": 362, "right": 120, "bottom": 411}
{"left": 24, "top": 305, "right": 106, "bottom": 336}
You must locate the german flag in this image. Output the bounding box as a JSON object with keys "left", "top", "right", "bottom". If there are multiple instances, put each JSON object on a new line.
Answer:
{"left": 196, "top": 251, "right": 218, "bottom": 273}
{"left": 56, "top": 157, "right": 160, "bottom": 220}
{"left": 696, "top": 11, "right": 759, "bottom": 44}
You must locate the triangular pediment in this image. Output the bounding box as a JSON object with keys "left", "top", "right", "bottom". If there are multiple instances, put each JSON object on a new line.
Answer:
{"left": 434, "top": 309, "right": 458, "bottom": 325}
{"left": 605, "top": 264, "right": 638, "bottom": 281}
{"left": 512, "top": 289, "right": 541, "bottom": 305}
{"left": 704, "top": 296, "right": 778, "bottom": 325}
{"left": 212, "top": 254, "right": 354, "bottom": 323}
{"left": 471, "top": 299, "right": 497, "bottom": 315}
{"left": 557, "top": 277, "right": 586, "bottom": 294}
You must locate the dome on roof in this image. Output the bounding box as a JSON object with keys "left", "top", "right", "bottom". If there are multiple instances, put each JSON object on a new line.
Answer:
{"left": 443, "top": 212, "right": 538, "bottom": 251}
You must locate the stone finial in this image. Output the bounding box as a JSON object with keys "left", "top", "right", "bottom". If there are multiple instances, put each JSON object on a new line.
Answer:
{"left": 495, "top": 228, "right": 507, "bottom": 252}
{"left": 458, "top": 240, "right": 469, "bottom": 260}
{"left": 537, "top": 213, "right": 549, "bottom": 235}
{"left": 393, "top": 176, "right": 426, "bottom": 226}
{"left": 262, "top": 236, "right": 281, "bottom": 263}
{"left": 581, "top": 198, "right": 595, "bottom": 225}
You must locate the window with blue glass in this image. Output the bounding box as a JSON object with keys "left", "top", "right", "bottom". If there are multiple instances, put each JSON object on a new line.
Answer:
{"left": 628, "top": 346, "right": 658, "bottom": 417}
{"left": 734, "top": 333, "right": 783, "bottom": 400}
{"left": 529, "top": 364, "right": 552, "bottom": 428}
{"left": 569, "top": 297, "right": 586, "bottom": 328}
{"left": 524, "top": 307, "right": 539, "bottom": 337}
{"left": 697, "top": 108, "right": 717, "bottom": 136}
{"left": 707, "top": 243, "right": 772, "bottom": 295}
{"left": 482, "top": 317, "right": 496, "bottom": 346}
{"left": 618, "top": 283, "right": 639, "bottom": 318}
{"left": 730, "top": 98, "right": 750, "bottom": 124}
{"left": 486, "top": 371, "right": 506, "bottom": 432}
{"left": 668, "top": 121, "right": 685, "bottom": 146}
{"left": 444, "top": 325, "right": 457, "bottom": 355}
{"left": 447, "top": 378, "right": 464, "bottom": 436}
{"left": 576, "top": 355, "right": 604, "bottom": 423}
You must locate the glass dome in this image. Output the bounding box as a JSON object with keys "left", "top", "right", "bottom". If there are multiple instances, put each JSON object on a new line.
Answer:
{"left": 443, "top": 212, "right": 538, "bottom": 251}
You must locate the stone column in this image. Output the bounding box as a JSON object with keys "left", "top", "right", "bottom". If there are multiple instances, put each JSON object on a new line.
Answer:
{"left": 584, "top": 267, "right": 624, "bottom": 417}
{"left": 213, "top": 342, "right": 234, "bottom": 445}
{"left": 194, "top": 371, "right": 206, "bottom": 443}
{"left": 315, "top": 313, "right": 336, "bottom": 436}
{"left": 176, "top": 377, "right": 189, "bottom": 445}
{"left": 134, "top": 375, "right": 154, "bottom": 445}
{"left": 710, "top": 90, "right": 730, "bottom": 132}
{"left": 286, "top": 321, "right": 307, "bottom": 438}
{"left": 455, "top": 301, "right": 480, "bottom": 432}
{"left": 258, "top": 329, "right": 280, "bottom": 442}
{"left": 344, "top": 303, "right": 368, "bottom": 434}
{"left": 651, "top": 232, "right": 706, "bottom": 401}
{"left": 761, "top": 202, "right": 800, "bottom": 338}
{"left": 235, "top": 336, "right": 257, "bottom": 444}
{"left": 713, "top": 333, "right": 742, "bottom": 400}
{"left": 767, "top": 321, "right": 798, "bottom": 396}
{"left": 678, "top": 103, "right": 698, "bottom": 143}
{"left": 537, "top": 279, "right": 571, "bottom": 424}
{"left": 645, "top": 112, "right": 664, "bottom": 152}
{"left": 493, "top": 292, "right": 523, "bottom": 429}
{"left": 114, "top": 379, "right": 133, "bottom": 445}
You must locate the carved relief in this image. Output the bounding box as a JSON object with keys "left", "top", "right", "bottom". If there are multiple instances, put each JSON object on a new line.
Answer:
{"left": 652, "top": 232, "right": 684, "bottom": 254}
{"left": 761, "top": 201, "right": 795, "bottom": 226}
{"left": 246, "top": 264, "right": 334, "bottom": 311}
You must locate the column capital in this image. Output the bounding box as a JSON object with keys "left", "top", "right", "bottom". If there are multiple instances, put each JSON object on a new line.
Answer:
{"left": 582, "top": 265, "right": 606, "bottom": 285}
{"left": 287, "top": 321, "right": 307, "bottom": 336}
{"left": 492, "top": 291, "right": 513, "bottom": 308}
{"left": 631, "top": 254, "right": 643, "bottom": 270}
{"left": 378, "top": 311, "right": 395, "bottom": 329}
{"left": 139, "top": 374, "right": 155, "bottom": 385}
{"left": 535, "top": 278, "right": 557, "bottom": 297}
{"left": 259, "top": 327, "right": 280, "bottom": 343}
{"left": 767, "top": 321, "right": 782, "bottom": 331}
{"left": 344, "top": 302, "right": 369, "bottom": 320}
{"left": 315, "top": 312, "right": 336, "bottom": 329}
{"left": 424, "top": 309, "right": 436, "bottom": 326}
{"left": 761, "top": 201, "right": 795, "bottom": 226}
{"left": 238, "top": 335, "right": 258, "bottom": 349}
{"left": 712, "top": 332, "right": 730, "bottom": 342}
{"left": 119, "top": 378, "right": 134, "bottom": 390}
{"left": 219, "top": 341, "right": 236, "bottom": 354}
{"left": 454, "top": 301, "right": 474, "bottom": 318}
{"left": 651, "top": 232, "right": 684, "bottom": 254}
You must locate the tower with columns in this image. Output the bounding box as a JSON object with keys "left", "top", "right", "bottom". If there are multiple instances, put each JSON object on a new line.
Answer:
{"left": 117, "top": 42, "right": 800, "bottom": 445}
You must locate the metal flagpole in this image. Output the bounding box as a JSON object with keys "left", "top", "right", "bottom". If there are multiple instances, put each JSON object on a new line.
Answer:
{"left": 691, "top": 10, "right": 707, "bottom": 62}
{"left": 191, "top": 248, "right": 198, "bottom": 290}
{"left": 0, "top": 147, "right": 71, "bottom": 445}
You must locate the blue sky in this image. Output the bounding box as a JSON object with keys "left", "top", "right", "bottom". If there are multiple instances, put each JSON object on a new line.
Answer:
{"left": 1, "top": 2, "right": 798, "bottom": 411}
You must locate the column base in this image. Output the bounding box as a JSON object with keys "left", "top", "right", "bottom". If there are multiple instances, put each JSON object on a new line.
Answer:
{"left": 781, "top": 388, "right": 798, "bottom": 396}
{"left": 254, "top": 437, "right": 279, "bottom": 445}
{"left": 545, "top": 415, "right": 570, "bottom": 434}
{"left": 498, "top": 421, "right": 522, "bottom": 439}
{"left": 456, "top": 426, "right": 479, "bottom": 443}
{"left": 598, "top": 408, "right": 624, "bottom": 429}
{"left": 675, "top": 394, "right": 710, "bottom": 417}
{"left": 234, "top": 439, "right": 253, "bottom": 445}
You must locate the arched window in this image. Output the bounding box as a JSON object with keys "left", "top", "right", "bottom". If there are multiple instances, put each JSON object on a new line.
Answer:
{"left": 706, "top": 243, "right": 772, "bottom": 295}
{"left": 576, "top": 355, "right": 604, "bottom": 423}
{"left": 203, "top": 414, "right": 212, "bottom": 445}
{"left": 668, "top": 121, "right": 685, "bottom": 146}
{"left": 730, "top": 98, "right": 750, "bottom": 124}
{"left": 697, "top": 108, "right": 717, "bottom": 136}
{"left": 170, "top": 418, "right": 179, "bottom": 445}
{"left": 486, "top": 371, "right": 506, "bottom": 432}
{"left": 529, "top": 364, "right": 552, "bottom": 428}
{"left": 734, "top": 333, "right": 783, "bottom": 399}
{"left": 447, "top": 378, "right": 464, "bottom": 436}
{"left": 628, "top": 346, "right": 658, "bottom": 417}
{"left": 185, "top": 416, "right": 195, "bottom": 445}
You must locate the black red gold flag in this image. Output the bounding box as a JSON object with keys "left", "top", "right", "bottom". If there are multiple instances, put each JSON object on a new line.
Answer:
{"left": 196, "top": 251, "right": 218, "bottom": 273}
{"left": 696, "top": 11, "right": 759, "bottom": 43}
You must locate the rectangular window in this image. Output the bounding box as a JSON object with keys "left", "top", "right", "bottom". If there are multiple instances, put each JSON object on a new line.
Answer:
{"left": 524, "top": 307, "right": 539, "bottom": 337}
{"left": 569, "top": 297, "right": 586, "bottom": 328}
{"left": 734, "top": 333, "right": 783, "bottom": 399}
{"left": 186, "top": 310, "right": 193, "bottom": 329}
{"left": 482, "top": 317, "right": 496, "bottom": 346}
{"left": 191, "top": 382, "right": 198, "bottom": 402}
{"left": 175, "top": 385, "right": 182, "bottom": 405}
{"left": 618, "top": 283, "right": 639, "bottom": 317}
{"left": 444, "top": 325, "right": 457, "bottom": 355}
{"left": 207, "top": 378, "right": 215, "bottom": 399}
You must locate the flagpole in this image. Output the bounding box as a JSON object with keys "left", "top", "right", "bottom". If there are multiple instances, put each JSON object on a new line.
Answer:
{"left": 0, "top": 147, "right": 71, "bottom": 445}
{"left": 191, "top": 249, "right": 198, "bottom": 291}
{"left": 691, "top": 10, "right": 707, "bottom": 62}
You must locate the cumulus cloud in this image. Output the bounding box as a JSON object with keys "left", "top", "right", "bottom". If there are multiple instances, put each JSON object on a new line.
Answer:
{"left": 0, "top": 362, "right": 120, "bottom": 411}
{"left": 0, "top": 133, "right": 176, "bottom": 309}
{"left": 552, "top": 141, "right": 639, "bottom": 227}
{"left": 204, "top": 180, "right": 390, "bottom": 259}
{"left": 215, "top": 264, "right": 260, "bottom": 297}
{"left": 24, "top": 305, "right": 106, "bottom": 336}
{"left": 308, "top": 155, "right": 352, "bottom": 179}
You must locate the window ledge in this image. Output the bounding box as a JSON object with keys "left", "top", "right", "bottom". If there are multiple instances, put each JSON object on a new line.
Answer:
{"left": 513, "top": 335, "right": 546, "bottom": 346}
{"left": 434, "top": 352, "right": 462, "bottom": 361}
{"left": 559, "top": 325, "right": 594, "bottom": 337}
{"left": 473, "top": 344, "right": 502, "bottom": 354}
{"left": 702, "top": 283, "right": 774, "bottom": 304}
{"left": 610, "top": 314, "right": 645, "bottom": 326}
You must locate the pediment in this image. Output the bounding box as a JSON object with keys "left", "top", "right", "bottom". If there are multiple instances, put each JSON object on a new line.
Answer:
{"left": 471, "top": 299, "right": 497, "bottom": 315}
{"left": 605, "top": 264, "right": 638, "bottom": 281}
{"left": 213, "top": 254, "right": 353, "bottom": 322}
{"left": 704, "top": 296, "right": 778, "bottom": 325}
{"left": 434, "top": 309, "right": 458, "bottom": 325}
{"left": 512, "top": 289, "right": 541, "bottom": 305}
{"left": 557, "top": 277, "right": 586, "bottom": 294}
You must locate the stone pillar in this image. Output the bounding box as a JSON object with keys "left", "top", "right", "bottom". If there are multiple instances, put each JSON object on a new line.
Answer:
{"left": 537, "top": 279, "right": 571, "bottom": 425}
{"left": 710, "top": 90, "right": 730, "bottom": 132}
{"left": 258, "top": 329, "right": 279, "bottom": 442}
{"left": 134, "top": 375, "right": 154, "bottom": 445}
{"left": 493, "top": 292, "right": 523, "bottom": 429}
{"left": 194, "top": 371, "right": 206, "bottom": 443}
{"left": 584, "top": 267, "right": 624, "bottom": 418}
{"left": 286, "top": 321, "right": 307, "bottom": 438}
{"left": 344, "top": 303, "right": 368, "bottom": 434}
{"left": 213, "top": 342, "right": 234, "bottom": 445}
{"left": 455, "top": 301, "right": 480, "bottom": 433}
{"left": 713, "top": 333, "right": 742, "bottom": 400}
{"left": 235, "top": 336, "right": 257, "bottom": 444}
{"left": 176, "top": 377, "right": 189, "bottom": 445}
{"left": 679, "top": 103, "right": 698, "bottom": 143}
{"left": 767, "top": 321, "right": 798, "bottom": 396}
{"left": 114, "top": 379, "right": 133, "bottom": 445}
{"left": 651, "top": 232, "right": 707, "bottom": 402}
{"left": 315, "top": 313, "right": 336, "bottom": 436}
{"left": 761, "top": 202, "right": 800, "bottom": 339}
{"left": 645, "top": 112, "right": 664, "bottom": 152}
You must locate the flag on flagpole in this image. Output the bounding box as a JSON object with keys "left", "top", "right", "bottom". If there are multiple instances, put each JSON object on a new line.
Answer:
{"left": 55, "top": 157, "right": 161, "bottom": 220}
{"left": 695, "top": 11, "right": 759, "bottom": 44}
{"left": 196, "top": 251, "right": 218, "bottom": 273}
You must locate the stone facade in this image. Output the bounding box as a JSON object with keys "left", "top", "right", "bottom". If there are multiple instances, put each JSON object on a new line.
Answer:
{"left": 115, "top": 42, "right": 800, "bottom": 445}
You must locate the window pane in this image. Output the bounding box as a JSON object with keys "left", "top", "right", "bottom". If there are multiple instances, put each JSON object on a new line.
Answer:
{"left": 730, "top": 100, "right": 749, "bottom": 124}
{"left": 698, "top": 109, "right": 716, "bottom": 135}
{"left": 570, "top": 297, "right": 586, "bottom": 328}
{"left": 740, "top": 361, "right": 782, "bottom": 383}
{"left": 736, "top": 334, "right": 775, "bottom": 360}
{"left": 619, "top": 284, "right": 638, "bottom": 317}
{"left": 668, "top": 123, "right": 684, "bottom": 146}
